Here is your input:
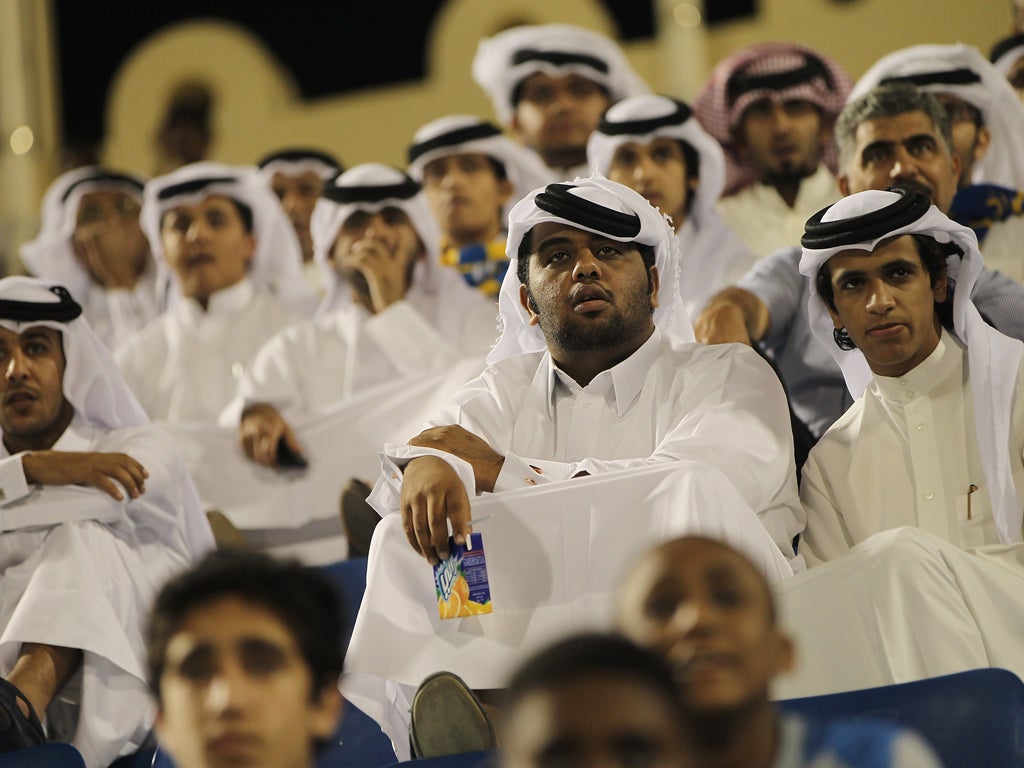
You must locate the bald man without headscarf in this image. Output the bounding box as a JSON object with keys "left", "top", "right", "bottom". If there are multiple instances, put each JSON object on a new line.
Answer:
{"left": 695, "top": 42, "right": 852, "bottom": 258}
{"left": 0, "top": 277, "right": 213, "bottom": 765}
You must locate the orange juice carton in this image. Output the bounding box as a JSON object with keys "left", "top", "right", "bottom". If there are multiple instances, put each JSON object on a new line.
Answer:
{"left": 433, "top": 533, "right": 493, "bottom": 619}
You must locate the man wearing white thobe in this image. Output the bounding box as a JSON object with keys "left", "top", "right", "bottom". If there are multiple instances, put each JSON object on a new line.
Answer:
{"left": 232, "top": 164, "right": 497, "bottom": 469}
{"left": 694, "top": 42, "right": 852, "bottom": 259}
{"left": 773, "top": 186, "right": 1024, "bottom": 702}
{"left": 20, "top": 167, "right": 161, "bottom": 350}
{"left": 115, "top": 163, "right": 308, "bottom": 423}
{"left": 347, "top": 177, "right": 803, "bottom": 758}
{"left": 0, "top": 277, "right": 213, "bottom": 766}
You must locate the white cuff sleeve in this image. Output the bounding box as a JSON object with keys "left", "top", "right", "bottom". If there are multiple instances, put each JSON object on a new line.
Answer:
{"left": 0, "top": 452, "right": 33, "bottom": 506}
{"left": 367, "top": 444, "right": 477, "bottom": 517}
{"left": 492, "top": 454, "right": 578, "bottom": 492}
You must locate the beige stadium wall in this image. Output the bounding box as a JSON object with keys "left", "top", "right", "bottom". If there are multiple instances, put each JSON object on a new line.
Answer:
{"left": 93, "top": 0, "right": 1019, "bottom": 175}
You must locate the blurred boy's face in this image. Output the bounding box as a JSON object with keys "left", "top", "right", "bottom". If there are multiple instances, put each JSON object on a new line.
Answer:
{"left": 155, "top": 596, "right": 341, "bottom": 768}
{"left": 502, "top": 672, "right": 691, "bottom": 768}
{"left": 617, "top": 537, "right": 794, "bottom": 714}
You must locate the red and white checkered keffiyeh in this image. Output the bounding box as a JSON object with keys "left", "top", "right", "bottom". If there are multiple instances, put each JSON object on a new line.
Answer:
{"left": 694, "top": 42, "right": 851, "bottom": 195}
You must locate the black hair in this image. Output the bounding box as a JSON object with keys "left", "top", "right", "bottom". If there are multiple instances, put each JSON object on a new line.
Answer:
{"left": 159, "top": 195, "right": 254, "bottom": 234}
{"left": 836, "top": 83, "right": 954, "bottom": 172}
{"left": 676, "top": 139, "right": 701, "bottom": 217}
{"left": 510, "top": 75, "right": 611, "bottom": 108}
{"left": 146, "top": 550, "right": 344, "bottom": 701}
{"left": 486, "top": 156, "right": 509, "bottom": 182}
{"left": 228, "top": 198, "right": 254, "bottom": 233}
{"left": 504, "top": 633, "right": 686, "bottom": 722}
{"left": 814, "top": 233, "right": 960, "bottom": 350}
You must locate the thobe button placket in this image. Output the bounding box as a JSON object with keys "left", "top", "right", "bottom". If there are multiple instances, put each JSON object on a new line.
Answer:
{"left": 924, "top": 491, "right": 934, "bottom": 500}
{"left": 916, "top": 422, "right": 924, "bottom": 431}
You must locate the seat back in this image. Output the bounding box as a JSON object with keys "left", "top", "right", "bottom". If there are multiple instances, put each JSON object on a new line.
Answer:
{"left": 778, "top": 667, "right": 1024, "bottom": 767}
{"left": 382, "top": 749, "right": 496, "bottom": 768}
{"left": 2, "top": 742, "right": 86, "bottom": 767}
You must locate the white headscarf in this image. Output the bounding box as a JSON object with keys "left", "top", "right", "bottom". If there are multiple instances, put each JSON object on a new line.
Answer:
{"left": 587, "top": 95, "right": 755, "bottom": 317}
{"left": 849, "top": 44, "right": 1024, "bottom": 190}
{"left": 406, "top": 115, "right": 552, "bottom": 220}
{"left": 256, "top": 147, "right": 342, "bottom": 183}
{"left": 140, "top": 162, "right": 314, "bottom": 309}
{"left": 990, "top": 33, "right": 1024, "bottom": 78}
{"left": 0, "top": 276, "right": 150, "bottom": 432}
{"left": 20, "top": 167, "right": 151, "bottom": 302}
{"left": 489, "top": 175, "right": 693, "bottom": 365}
{"left": 0, "top": 276, "right": 214, "bottom": 554}
{"left": 799, "top": 187, "right": 1024, "bottom": 544}
{"left": 472, "top": 24, "right": 649, "bottom": 126}
{"left": 588, "top": 95, "right": 727, "bottom": 231}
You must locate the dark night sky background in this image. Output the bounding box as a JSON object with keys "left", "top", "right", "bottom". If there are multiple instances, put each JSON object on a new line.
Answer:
{"left": 53, "top": 0, "right": 755, "bottom": 150}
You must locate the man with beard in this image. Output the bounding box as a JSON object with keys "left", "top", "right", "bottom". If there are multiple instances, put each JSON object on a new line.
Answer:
{"left": 367, "top": 176, "right": 802, "bottom": 567}
{"left": 695, "top": 84, "right": 1024, "bottom": 439}
{"left": 694, "top": 43, "right": 852, "bottom": 259}
{"left": 347, "top": 176, "right": 801, "bottom": 760}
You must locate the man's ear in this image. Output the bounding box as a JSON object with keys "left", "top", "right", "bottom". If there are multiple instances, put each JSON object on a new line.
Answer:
{"left": 827, "top": 302, "right": 844, "bottom": 330}
{"left": 933, "top": 273, "right": 949, "bottom": 304}
{"left": 837, "top": 174, "right": 851, "bottom": 197}
{"left": 648, "top": 264, "right": 660, "bottom": 311}
{"left": 242, "top": 233, "right": 256, "bottom": 268}
{"left": 310, "top": 683, "right": 344, "bottom": 741}
{"left": 772, "top": 630, "right": 797, "bottom": 676}
{"left": 973, "top": 126, "right": 992, "bottom": 164}
{"left": 519, "top": 284, "right": 540, "bottom": 326}
{"left": 496, "top": 178, "right": 514, "bottom": 209}
{"left": 509, "top": 114, "right": 526, "bottom": 144}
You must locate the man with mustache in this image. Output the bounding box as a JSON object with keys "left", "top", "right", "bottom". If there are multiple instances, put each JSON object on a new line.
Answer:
{"left": 350, "top": 176, "right": 802, "bottom": 759}
{"left": 695, "top": 84, "right": 1024, "bottom": 439}
{"left": 0, "top": 277, "right": 212, "bottom": 765}
{"left": 369, "top": 175, "right": 803, "bottom": 568}
{"left": 694, "top": 42, "right": 852, "bottom": 259}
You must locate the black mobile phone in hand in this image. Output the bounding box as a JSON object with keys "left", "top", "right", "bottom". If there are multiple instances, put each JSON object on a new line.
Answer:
{"left": 276, "top": 437, "right": 309, "bottom": 469}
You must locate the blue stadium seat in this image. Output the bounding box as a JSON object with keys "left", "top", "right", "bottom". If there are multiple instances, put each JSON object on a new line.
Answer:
{"left": 382, "top": 749, "right": 496, "bottom": 768}
{"left": 317, "top": 557, "right": 397, "bottom": 768}
{"left": 778, "top": 667, "right": 1024, "bottom": 767}
{"left": 2, "top": 742, "right": 86, "bottom": 767}
{"left": 318, "top": 557, "right": 369, "bottom": 645}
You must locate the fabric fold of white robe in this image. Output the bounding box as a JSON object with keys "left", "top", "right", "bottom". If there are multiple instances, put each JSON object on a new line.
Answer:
{"left": 775, "top": 527, "right": 1024, "bottom": 700}
{"left": 343, "top": 462, "right": 793, "bottom": 760}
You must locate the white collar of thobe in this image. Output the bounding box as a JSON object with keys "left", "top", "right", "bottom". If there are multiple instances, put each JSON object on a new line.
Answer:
{"left": 178, "top": 278, "right": 254, "bottom": 325}
{"left": 543, "top": 326, "right": 664, "bottom": 419}
{"left": 870, "top": 328, "right": 963, "bottom": 406}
